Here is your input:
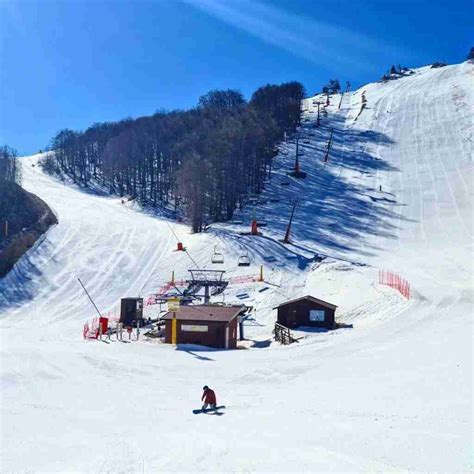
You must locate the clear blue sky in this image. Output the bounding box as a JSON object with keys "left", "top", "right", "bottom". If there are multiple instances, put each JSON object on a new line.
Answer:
{"left": 0, "top": 0, "right": 471, "bottom": 154}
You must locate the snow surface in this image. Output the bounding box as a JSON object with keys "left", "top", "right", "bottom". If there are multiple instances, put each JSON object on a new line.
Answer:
{"left": 1, "top": 62, "right": 473, "bottom": 472}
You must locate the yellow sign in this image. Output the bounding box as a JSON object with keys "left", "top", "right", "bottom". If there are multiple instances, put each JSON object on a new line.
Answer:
{"left": 167, "top": 297, "right": 180, "bottom": 312}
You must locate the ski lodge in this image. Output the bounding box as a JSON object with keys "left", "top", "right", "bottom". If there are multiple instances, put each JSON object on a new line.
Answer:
{"left": 162, "top": 305, "right": 243, "bottom": 349}
{"left": 274, "top": 295, "right": 337, "bottom": 329}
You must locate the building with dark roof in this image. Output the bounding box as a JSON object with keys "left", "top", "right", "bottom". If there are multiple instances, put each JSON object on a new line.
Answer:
{"left": 274, "top": 295, "right": 337, "bottom": 329}
{"left": 162, "top": 305, "right": 243, "bottom": 349}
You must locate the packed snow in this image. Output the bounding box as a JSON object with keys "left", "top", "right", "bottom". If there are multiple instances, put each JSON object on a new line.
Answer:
{"left": 1, "top": 61, "right": 472, "bottom": 472}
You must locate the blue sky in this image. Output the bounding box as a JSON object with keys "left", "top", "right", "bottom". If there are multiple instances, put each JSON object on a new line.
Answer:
{"left": 0, "top": 0, "right": 471, "bottom": 154}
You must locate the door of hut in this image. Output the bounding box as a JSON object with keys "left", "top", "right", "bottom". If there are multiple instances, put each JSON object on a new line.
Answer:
{"left": 287, "top": 309, "right": 297, "bottom": 328}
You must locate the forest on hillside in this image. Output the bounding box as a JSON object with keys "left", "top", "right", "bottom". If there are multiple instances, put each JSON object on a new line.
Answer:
{"left": 0, "top": 146, "right": 21, "bottom": 187}
{"left": 0, "top": 146, "right": 57, "bottom": 276}
{"left": 43, "top": 82, "right": 305, "bottom": 232}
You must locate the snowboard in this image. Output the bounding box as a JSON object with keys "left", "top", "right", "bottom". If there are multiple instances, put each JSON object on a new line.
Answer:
{"left": 193, "top": 405, "right": 226, "bottom": 414}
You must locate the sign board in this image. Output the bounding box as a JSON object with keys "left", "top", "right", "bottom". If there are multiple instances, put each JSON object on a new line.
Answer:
{"left": 181, "top": 325, "right": 208, "bottom": 332}
{"left": 309, "top": 310, "right": 325, "bottom": 322}
{"left": 167, "top": 297, "right": 180, "bottom": 312}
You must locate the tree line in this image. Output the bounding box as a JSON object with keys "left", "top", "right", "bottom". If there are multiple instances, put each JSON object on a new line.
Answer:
{"left": 44, "top": 82, "right": 305, "bottom": 231}
{"left": 0, "top": 146, "right": 20, "bottom": 187}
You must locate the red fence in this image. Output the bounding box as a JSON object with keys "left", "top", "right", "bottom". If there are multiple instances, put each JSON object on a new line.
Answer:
{"left": 379, "top": 270, "right": 410, "bottom": 299}
{"left": 83, "top": 315, "right": 113, "bottom": 339}
{"left": 229, "top": 274, "right": 259, "bottom": 284}
{"left": 83, "top": 317, "right": 102, "bottom": 339}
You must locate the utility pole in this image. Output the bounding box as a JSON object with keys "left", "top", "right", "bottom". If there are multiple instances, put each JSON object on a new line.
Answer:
{"left": 77, "top": 278, "right": 102, "bottom": 317}
{"left": 324, "top": 129, "right": 334, "bottom": 163}
{"left": 283, "top": 200, "right": 298, "bottom": 244}
{"left": 251, "top": 198, "right": 258, "bottom": 235}
{"left": 294, "top": 137, "right": 300, "bottom": 174}
{"left": 316, "top": 102, "right": 321, "bottom": 127}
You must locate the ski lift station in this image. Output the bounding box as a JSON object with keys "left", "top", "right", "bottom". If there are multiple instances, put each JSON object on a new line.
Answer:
{"left": 162, "top": 305, "right": 245, "bottom": 349}
{"left": 274, "top": 295, "right": 337, "bottom": 330}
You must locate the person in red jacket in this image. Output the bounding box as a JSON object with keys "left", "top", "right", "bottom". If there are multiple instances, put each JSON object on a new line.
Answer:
{"left": 201, "top": 385, "right": 217, "bottom": 410}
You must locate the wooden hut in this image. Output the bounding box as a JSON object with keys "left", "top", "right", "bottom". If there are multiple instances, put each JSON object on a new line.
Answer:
{"left": 120, "top": 297, "right": 143, "bottom": 326}
{"left": 162, "top": 305, "right": 242, "bottom": 349}
{"left": 274, "top": 295, "right": 337, "bottom": 329}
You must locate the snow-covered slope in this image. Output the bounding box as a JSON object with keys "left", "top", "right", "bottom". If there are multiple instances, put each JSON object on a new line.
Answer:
{"left": 1, "top": 62, "right": 472, "bottom": 472}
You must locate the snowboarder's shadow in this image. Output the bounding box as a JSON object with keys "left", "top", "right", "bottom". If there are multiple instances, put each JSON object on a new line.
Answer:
{"left": 204, "top": 411, "right": 225, "bottom": 416}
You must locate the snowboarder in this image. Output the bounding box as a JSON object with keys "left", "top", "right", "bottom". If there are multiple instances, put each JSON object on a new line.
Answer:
{"left": 201, "top": 385, "right": 217, "bottom": 410}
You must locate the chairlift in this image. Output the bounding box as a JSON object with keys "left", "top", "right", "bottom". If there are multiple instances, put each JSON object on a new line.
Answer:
{"left": 238, "top": 250, "right": 251, "bottom": 267}
{"left": 281, "top": 179, "right": 291, "bottom": 186}
{"left": 211, "top": 245, "right": 224, "bottom": 264}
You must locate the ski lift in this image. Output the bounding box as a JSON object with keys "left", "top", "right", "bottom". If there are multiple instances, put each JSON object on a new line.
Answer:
{"left": 238, "top": 250, "right": 251, "bottom": 267}
{"left": 211, "top": 245, "right": 224, "bottom": 264}
{"left": 281, "top": 179, "right": 291, "bottom": 186}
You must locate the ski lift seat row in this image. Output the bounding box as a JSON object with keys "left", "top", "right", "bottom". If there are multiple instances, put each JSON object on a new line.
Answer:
{"left": 211, "top": 245, "right": 224, "bottom": 264}
{"left": 238, "top": 250, "right": 251, "bottom": 267}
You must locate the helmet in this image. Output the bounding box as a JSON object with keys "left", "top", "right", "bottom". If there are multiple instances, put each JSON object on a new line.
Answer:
{"left": 203, "top": 385, "right": 209, "bottom": 390}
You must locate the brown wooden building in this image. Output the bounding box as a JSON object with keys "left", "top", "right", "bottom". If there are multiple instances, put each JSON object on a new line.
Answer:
{"left": 274, "top": 295, "right": 337, "bottom": 329}
{"left": 162, "top": 305, "right": 242, "bottom": 349}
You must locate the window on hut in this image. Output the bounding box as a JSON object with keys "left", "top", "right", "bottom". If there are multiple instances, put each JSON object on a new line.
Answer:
{"left": 309, "top": 310, "right": 325, "bottom": 322}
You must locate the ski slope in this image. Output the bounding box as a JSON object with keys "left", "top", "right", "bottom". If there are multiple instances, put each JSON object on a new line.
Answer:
{"left": 0, "top": 61, "right": 472, "bottom": 472}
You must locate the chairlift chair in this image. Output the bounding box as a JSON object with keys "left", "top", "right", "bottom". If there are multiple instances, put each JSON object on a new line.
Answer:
{"left": 211, "top": 245, "right": 224, "bottom": 264}
{"left": 238, "top": 250, "right": 251, "bottom": 267}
